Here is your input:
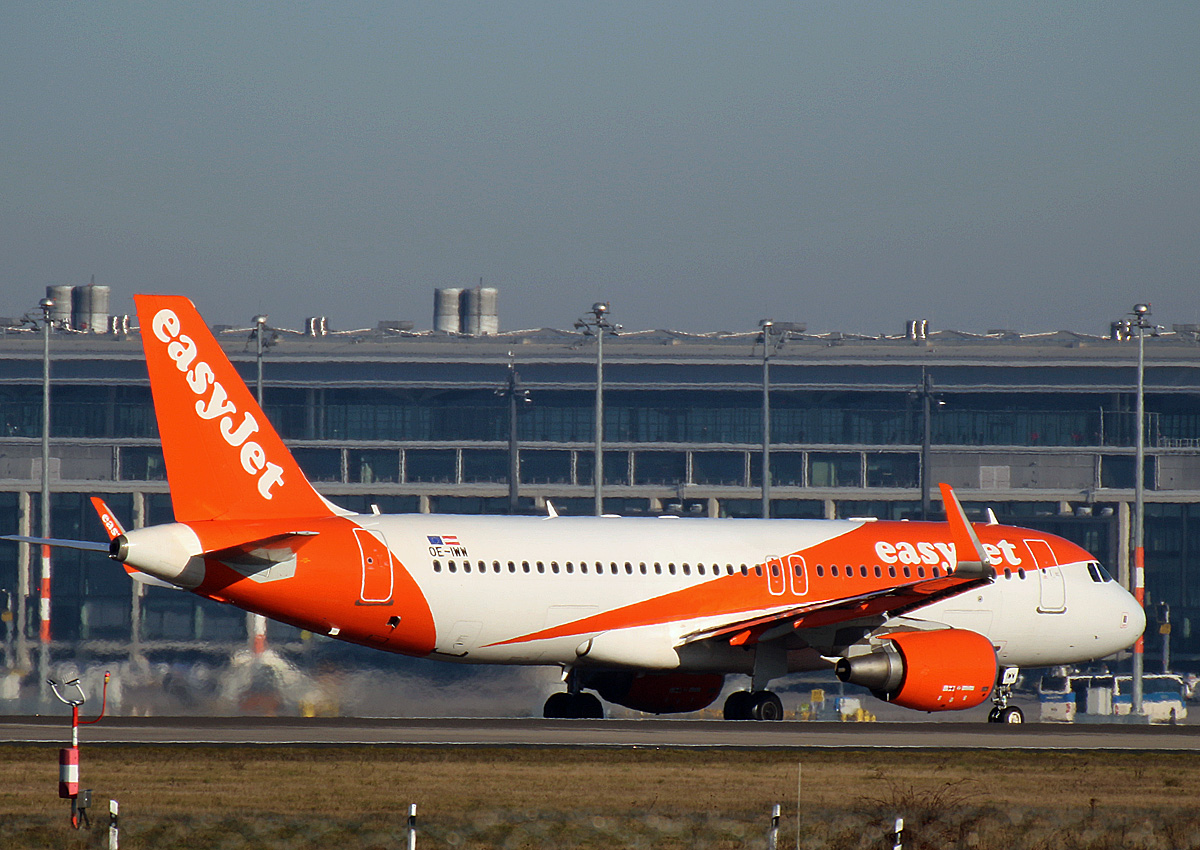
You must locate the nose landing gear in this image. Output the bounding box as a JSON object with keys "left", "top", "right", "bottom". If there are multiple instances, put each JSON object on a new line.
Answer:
{"left": 987, "top": 667, "right": 1024, "bottom": 723}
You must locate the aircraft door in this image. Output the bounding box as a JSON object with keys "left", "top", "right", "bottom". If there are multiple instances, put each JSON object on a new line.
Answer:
{"left": 765, "top": 557, "right": 786, "bottom": 596}
{"left": 1025, "top": 538, "right": 1066, "bottom": 613}
{"left": 354, "top": 527, "right": 395, "bottom": 604}
{"left": 787, "top": 554, "right": 808, "bottom": 597}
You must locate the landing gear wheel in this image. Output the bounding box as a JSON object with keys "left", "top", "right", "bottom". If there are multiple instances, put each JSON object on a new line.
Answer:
{"left": 723, "top": 690, "right": 754, "bottom": 720}
{"left": 543, "top": 691, "right": 604, "bottom": 719}
{"left": 987, "top": 708, "right": 1001, "bottom": 723}
{"left": 544, "top": 691, "right": 576, "bottom": 719}
{"left": 750, "top": 691, "right": 784, "bottom": 721}
{"left": 998, "top": 706, "right": 1024, "bottom": 724}
{"left": 576, "top": 692, "right": 605, "bottom": 719}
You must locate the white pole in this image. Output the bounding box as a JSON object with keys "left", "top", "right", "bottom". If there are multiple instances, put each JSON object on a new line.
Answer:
{"left": 407, "top": 803, "right": 417, "bottom": 850}
{"left": 768, "top": 803, "right": 780, "bottom": 850}
{"left": 892, "top": 816, "right": 904, "bottom": 850}
{"left": 795, "top": 764, "right": 802, "bottom": 850}
{"left": 109, "top": 799, "right": 119, "bottom": 850}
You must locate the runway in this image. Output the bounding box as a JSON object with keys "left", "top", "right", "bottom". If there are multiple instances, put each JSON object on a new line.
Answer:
{"left": 3, "top": 715, "right": 1199, "bottom": 750}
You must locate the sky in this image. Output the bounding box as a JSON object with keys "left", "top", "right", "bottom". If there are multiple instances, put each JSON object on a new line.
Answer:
{"left": 3, "top": 2, "right": 1198, "bottom": 335}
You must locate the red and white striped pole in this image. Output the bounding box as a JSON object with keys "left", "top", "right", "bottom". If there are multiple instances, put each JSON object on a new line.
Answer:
{"left": 58, "top": 742, "right": 78, "bottom": 799}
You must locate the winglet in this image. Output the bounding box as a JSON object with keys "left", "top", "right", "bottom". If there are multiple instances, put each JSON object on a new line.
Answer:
{"left": 938, "top": 483, "right": 994, "bottom": 579}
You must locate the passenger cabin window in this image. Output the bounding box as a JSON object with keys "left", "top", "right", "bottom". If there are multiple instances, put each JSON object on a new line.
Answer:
{"left": 449, "top": 560, "right": 458, "bottom": 573}
{"left": 755, "top": 565, "right": 764, "bottom": 577}
{"left": 874, "top": 566, "right": 882, "bottom": 578}
{"left": 433, "top": 560, "right": 442, "bottom": 572}
{"left": 816, "top": 565, "right": 824, "bottom": 577}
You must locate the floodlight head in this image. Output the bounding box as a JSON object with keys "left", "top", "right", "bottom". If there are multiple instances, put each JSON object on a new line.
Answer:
{"left": 592, "top": 302, "right": 609, "bottom": 316}
{"left": 759, "top": 319, "right": 773, "bottom": 329}
{"left": 253, "top": 314, "right": 268, "bottom": 325}
{"left": 39, "top": 297, "right": 54, "bottom": 311}
{"left": 1133, "top": 303, "right": 1151, "bottom": 318}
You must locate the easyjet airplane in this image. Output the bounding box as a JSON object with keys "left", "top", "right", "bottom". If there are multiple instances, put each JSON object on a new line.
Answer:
{"left": 7, "top": 295, "right": 1144, "bottom": 723}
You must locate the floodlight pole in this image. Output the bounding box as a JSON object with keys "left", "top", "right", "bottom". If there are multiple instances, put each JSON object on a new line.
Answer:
{"left": 759, "top": 321, "right": 774, "bottom": 519}
{"left": 576, "top": 303, "right": 618, "bottom": 517}
{"left": 920, "top": 369, "right": 932, "bottom": 522}
{"left": 250, "top": 315, "right": 269, "bottom": 656}
{"left": 496, "top": 354, "right": 531, "bottom": 514}
{"left": 38, "top": 297, "right": 54, "bottom": 703}
{"left": 1131, "top": 302, "right": 1151, "bottom": 717}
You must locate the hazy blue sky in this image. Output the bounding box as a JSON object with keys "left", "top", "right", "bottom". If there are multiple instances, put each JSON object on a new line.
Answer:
{"left": 3, "top": 3, "right": 1197, "bottom": 334}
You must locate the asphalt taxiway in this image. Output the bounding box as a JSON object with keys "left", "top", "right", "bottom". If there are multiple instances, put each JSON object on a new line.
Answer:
{"left": 3, "top": 716, "right": 1199, "bottom": 750}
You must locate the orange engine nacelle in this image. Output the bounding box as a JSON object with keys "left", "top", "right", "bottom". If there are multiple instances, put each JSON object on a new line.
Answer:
{"left": 834, "top": 629, "right": 997, "bottom": 712}
{"left": 581, "top": 671, "right": 726, "bottom": 715}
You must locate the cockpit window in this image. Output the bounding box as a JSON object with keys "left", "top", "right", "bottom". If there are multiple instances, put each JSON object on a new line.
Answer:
{"left": 1095, "top": 562, "right": 1115, "bottom": 582}
{"left": 1088, "top": 561, "right": 1115, "bottom": 583}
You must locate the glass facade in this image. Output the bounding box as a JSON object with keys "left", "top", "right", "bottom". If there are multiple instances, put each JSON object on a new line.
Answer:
{"left": 0, "top": 333, "right": 1197, "bottom": 663}
{"left": 7, "top": 383, "right": 1199, "bottom": 448}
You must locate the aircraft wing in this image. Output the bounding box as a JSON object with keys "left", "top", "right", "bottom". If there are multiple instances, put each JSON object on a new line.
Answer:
{"left": 682, "top": 485, "right": 996, "bottom": 648}
{"left": 679, "top": 570, "right": 992, "bottom": 648}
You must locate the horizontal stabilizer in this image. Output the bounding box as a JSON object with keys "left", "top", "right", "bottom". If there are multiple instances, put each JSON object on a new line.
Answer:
{"left": 123, "top": 565, "right": 182, "bottom": 590}
{"left": 203, "top": 530, "right": 318, "bottom": 563}
{"left": 0, "top": 535, "right": 109, "bottom": 553}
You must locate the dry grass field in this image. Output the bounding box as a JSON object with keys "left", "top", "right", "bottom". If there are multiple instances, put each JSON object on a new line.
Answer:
{"left": 2, "top": 745, "right": 1199, "bottom": 849}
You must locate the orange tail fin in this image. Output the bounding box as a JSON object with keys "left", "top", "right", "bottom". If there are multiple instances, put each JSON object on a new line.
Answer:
{"left": 134, "top": 294, "right": 336, "bottom": 523}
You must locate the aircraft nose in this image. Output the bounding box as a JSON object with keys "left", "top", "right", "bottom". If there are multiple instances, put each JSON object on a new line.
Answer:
{"left": 1126, "top": 589, "right": 1147, "bottom": 638}
{"left": 1106, "top": 582, "right": 1146, "bottom": 653}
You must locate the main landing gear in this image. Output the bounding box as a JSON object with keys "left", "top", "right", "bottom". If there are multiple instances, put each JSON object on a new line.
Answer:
{"left": 987, "top": 667, "right": 1024, "bottom": 724}
{"left": 543, "top": 669, "right": 605, "bottom": 719}
{"left": 543, "top": 691, "right": 604, "bottom": 719}
{"left": 723, "top": 690, "right": 784, "bottom": 721}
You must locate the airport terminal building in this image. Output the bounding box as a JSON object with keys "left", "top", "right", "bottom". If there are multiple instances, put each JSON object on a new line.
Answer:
{"left": 1, "top": 294, "right": 1199, "bottom": 666}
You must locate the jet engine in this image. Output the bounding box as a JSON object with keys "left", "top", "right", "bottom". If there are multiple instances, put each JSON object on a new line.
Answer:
{"left": 580, "top": 670, "right": 725, "bottom": 714}
{"left": 834, "top": 629, "right": 997, "bottom": 712}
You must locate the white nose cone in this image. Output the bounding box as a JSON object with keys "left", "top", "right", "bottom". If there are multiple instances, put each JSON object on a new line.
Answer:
{"left": 113, "top": 523, "right": 206, "bottom": 589}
